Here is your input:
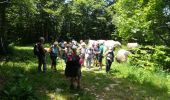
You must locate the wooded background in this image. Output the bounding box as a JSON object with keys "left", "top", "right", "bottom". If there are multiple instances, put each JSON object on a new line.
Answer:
{"left": 0, "top": 0, "right": 170, "bottom": 54}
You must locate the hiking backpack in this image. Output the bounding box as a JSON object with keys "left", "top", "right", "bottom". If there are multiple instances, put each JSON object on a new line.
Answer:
{"left": 33, "top": 43, "right": 39, "bottom": 56}
{"left": 50, "top": 45, "right": 58, "bottom": 57}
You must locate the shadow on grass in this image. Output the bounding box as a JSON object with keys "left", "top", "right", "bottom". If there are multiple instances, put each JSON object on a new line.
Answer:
{"left": 1, "top": 63, "right": 170, "bottom": 100}
{"left": 0, "top": 46, "right": 170, "bottom": 100}
{"left": 0, "top": 64, "right": 95, "bottom": 100}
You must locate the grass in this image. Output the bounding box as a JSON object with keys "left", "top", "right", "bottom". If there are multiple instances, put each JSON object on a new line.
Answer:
{"left": 0, "top": 45, "right": 170, "bottom": 100}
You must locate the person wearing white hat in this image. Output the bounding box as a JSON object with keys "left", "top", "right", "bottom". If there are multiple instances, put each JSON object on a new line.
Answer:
{"left": 49, "top": 41, "right": 60, "bottom": 71}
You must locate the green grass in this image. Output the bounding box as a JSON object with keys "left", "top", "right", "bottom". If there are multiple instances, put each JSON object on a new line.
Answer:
{"left": 0, "top": 46, "right": 170, "bottom": 100}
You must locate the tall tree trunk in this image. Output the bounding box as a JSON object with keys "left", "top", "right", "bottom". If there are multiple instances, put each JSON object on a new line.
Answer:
{"left": 0, "top": 2, "right": 7, "bottom": 55}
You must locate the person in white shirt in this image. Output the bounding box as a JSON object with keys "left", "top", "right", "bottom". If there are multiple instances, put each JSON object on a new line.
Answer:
{"left": 85, "top": 47, "right": 93, "bottom": 69}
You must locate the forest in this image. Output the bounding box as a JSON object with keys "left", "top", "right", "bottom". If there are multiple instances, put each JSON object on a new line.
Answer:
{"left": 0, "top": 0, "right": 170, "bottom": 52}
{"left": 0, "top": 0, "right": 170, "bottom": 99}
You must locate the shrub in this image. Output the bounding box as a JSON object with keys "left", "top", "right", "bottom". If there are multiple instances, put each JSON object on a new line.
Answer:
{"left": 1, "top": 73, "right": 37, "bottom": 100}
{"left": 129, "top": 45, "right": 170, "bottom": 71}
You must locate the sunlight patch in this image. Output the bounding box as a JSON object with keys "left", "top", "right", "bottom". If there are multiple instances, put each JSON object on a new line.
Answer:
{"left": 14, "top": 46, "right": 33, "bottom": 50}
{"left": 47, "top": 93, "right": 66, "bottom": 100}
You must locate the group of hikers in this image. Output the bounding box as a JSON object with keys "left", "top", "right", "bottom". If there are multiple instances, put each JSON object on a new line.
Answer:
{"left": 34, "top": 37, "right": 115, "bottom": 89}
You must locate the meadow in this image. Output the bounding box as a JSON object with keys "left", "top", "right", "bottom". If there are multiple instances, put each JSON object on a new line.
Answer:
{"left": 0, "top": 46, "right": 170, "bottom": 100}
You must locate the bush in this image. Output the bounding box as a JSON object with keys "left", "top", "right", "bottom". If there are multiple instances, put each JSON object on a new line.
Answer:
{"left": 129, "top": 45, "right": 170, "bottom": 71}
{"left": 1, "top": 73, "right": 37, "bottom": 100}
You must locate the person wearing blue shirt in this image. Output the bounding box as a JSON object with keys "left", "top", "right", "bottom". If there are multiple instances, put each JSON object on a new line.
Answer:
{"left": 50, "top": 42, "right": 60, "bottom": 71}
{"left": 98, "top": 43, "right": 104, "bottom": 70}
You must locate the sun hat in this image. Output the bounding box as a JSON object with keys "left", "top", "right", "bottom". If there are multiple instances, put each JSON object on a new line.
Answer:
{"left": 81, "top": 42, "right": 86, "bottom": 46}
{"left": 53, "top": 41, "right": 58, "bottom": 46}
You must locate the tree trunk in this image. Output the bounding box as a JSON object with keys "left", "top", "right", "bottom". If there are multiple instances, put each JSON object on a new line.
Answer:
{"left": 0, "top": 2, "right": 7, "bottom": 55}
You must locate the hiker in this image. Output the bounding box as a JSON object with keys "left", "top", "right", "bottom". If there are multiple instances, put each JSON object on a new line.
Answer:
{"left": 71, "top": 40, "right": 78, "bottom": 49}
{"left": 66, "top": 44, "right": 73, "bottom": 61}
{"left": 79, "top": 40, "right": 84, "bottom": 47}
{"left": 85, "top": 46, "right": 93, "bottom": 69}
{"left": 105, "top": 47, "right": 114, "bottom": 73}
{"left": 60, "top": 41, "right": 67, "bottom": 63}
{"left": 35, "top": 37, "right": 47, "bottom": 72}
{"left": 79, "top": 54, "right": 84, "bottom": 66}
{"left": 78, "top": 42, "right": 86, "bottom": 66}
{"left": 98, "top": 42, "right": 104, "bottom": 70}
{"left": 49, "top": 41, "right": 60, "bottom": 71}
{"left": 65, "top": 48, "right": 81, "bottom": 89}
{"left": 93, "top": 43, "right": 100, "bottom": 67}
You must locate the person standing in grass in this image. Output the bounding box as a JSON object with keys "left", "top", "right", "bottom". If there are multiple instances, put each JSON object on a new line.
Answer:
{"left": 98, "top": 42, "right": 104, "bottom": 70}
{"left": 78, "top": 42, "right": 86, "bottom": 66}
{"left": 61, "top": 41, "right": 68, "bottom": 63}
{"left": 93, "top": 43, "right": 100, "bottom": 67}
{"left": 105, "top": 47, "right": 114, "bottom": 73}
{"left": 85, "top": 46, "right": 93, "bottom": 69}
{"left": 49, "top": 41, "right": 60, "bottom": 71}
{"left": 65, "top": 48, "right": 81, "bottom": 89}
{"left": 36, "top": 37, "right": 47, "bottom": 73}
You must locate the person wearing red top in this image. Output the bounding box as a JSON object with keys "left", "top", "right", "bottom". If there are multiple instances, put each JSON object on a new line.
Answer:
{"left": 65, "top": 48, "right": 81, "bottom": 89}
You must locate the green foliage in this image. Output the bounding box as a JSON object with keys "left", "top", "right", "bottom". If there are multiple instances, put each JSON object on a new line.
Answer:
{"left": 153, "top": 46, "right": 170, "bottom": 70}
{"left": 2, "top": 75, "right": 36, "bottom": 100}
{"left": 130, "top": 45, "right": 170, "bottom": 71}
{"left": 4, "top": 0, "right": 116, "bottom": 45}
{"left": 64, "top": 0, "right": 114, "bottom": 39}
{"left": 0, "top": 45, "right": 170, "bottom": 99}
{"left": 1, "top": 0, "right": 170, "bottom": 54}
{"left": 113, "top": 0, "right": 170, "bottom": 45}
{"left": 129, "top": 46, "right": 156, "bottom": 70}
{"left": 111, "top": 63, "right": 170, "bottom": 99}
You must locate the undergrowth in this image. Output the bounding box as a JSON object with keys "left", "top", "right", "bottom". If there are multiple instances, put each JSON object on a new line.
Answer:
{"left": 0, "top": 45, "right": 170, "bottom": 100}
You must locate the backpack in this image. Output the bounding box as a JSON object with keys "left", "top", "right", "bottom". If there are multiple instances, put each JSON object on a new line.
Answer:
{"left": 107, "top": 51, "right": 114, "bottom": 61}
{"left": 50, "top": 45, "right": 58, "bottom": 57}
{"left": 33, "top": 43, "right": 39, "bottom": 56}
{"left": 99, "top": 45, "right": 104, "bottom": 55}
{"left": 72, "top": 55, "right": 77, "bottom": 61}
{"left": 85, "top": 48, "right": 93, "bottom": 59}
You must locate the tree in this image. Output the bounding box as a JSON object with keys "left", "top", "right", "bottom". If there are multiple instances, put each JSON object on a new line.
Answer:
{"left": 0, "top": 0, "right": 9, "bottom": 54}
{"left": 1, "top": 0, "right": 116, "bottom": 48}
{"left": 113, "top": 0, "right": 170, "bottom": 46}
{"left": 62, "top": 0, "right": 115, "bottom": 40}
